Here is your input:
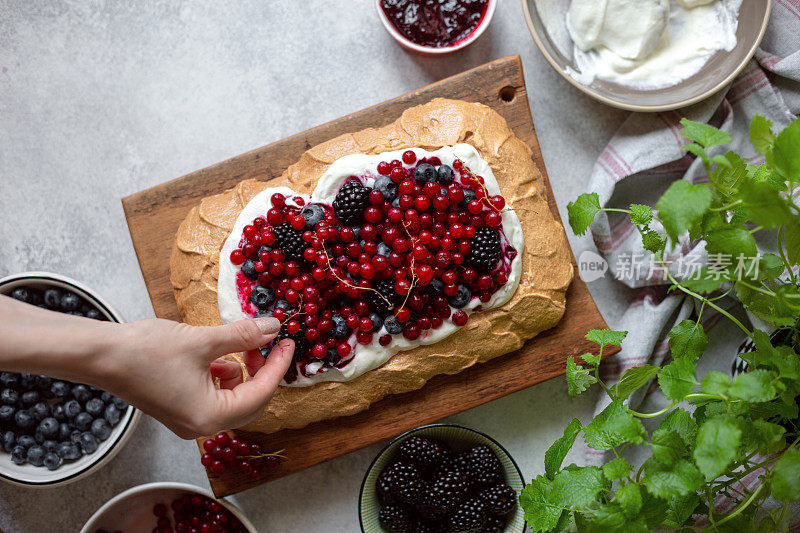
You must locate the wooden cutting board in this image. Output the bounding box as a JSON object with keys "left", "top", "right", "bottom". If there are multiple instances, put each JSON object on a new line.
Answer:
{"left": 122, "top": 55, "right": 613, "bottom": 497}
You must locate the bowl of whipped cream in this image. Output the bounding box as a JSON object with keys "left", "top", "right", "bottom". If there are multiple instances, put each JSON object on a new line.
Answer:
{"left": 522, "top": 0, "right": 771, "bottom": 111}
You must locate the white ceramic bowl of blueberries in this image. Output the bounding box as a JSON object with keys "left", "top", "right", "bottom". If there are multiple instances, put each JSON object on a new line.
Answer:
{"left": 0, "top": 271, "right": 141, "bottom": 487}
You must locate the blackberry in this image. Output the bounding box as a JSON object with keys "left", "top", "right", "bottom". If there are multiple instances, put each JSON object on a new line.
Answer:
{"left": 417, "top": 469, "right": 470, "bottom": 520}
{"left": 467, "top": 226, "right": 502, "bottom": 273}
{"left": 377, "top": 469, "right": 398, "bottom": 505}
{"left": 448, "top": 498, "right": 487, "bottom": 533}
{"left": 278, "top": 327, "right": 309, "bottom": 361}
{"left": 398, "top": 436, "right": 449, "bottom": 471}
{"left": 412, "top": 523, "right": 445, "bottom": 533}
{"left": 273, "top": 222, "right": 307, "bottom": 262}
{"left": 483, "top": 515, "right": 505, "bottom": 533}
{"left": 384, "top": 461, "right": 426, "bottom": 506}
{"left": 481, "top": 484, "right": 516, "bottom": 515}
{"left": 379, "top": 505, "right": 415, "bottom": 533}
{"left": 367, "top": 279, "right": 399, "bottom": 315}
{"left": 459, "top": 445, "right": 504, "bottom": 488}
{"left": 333, "top": 179, "right": 369, "bottom": 225}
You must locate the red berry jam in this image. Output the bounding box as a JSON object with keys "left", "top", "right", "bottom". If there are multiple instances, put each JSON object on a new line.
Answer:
{"left": 380, "top": 0, "right": 489, "bottom": 48}
{"left": 229, "top": 152, "right": 517, "bottom": 384}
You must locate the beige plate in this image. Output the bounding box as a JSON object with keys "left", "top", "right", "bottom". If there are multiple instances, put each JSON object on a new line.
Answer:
{"left": 521, "top": 0, "right": 771, "bottom": 112}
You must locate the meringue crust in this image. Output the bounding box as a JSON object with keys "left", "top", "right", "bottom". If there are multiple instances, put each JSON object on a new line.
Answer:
{"left": 169, "top": 98, "right": 573, "bottom": 434}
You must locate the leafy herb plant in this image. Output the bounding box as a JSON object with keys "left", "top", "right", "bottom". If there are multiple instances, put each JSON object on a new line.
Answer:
{"left": 520, "top": 116, "right": 800, "bottom": 532}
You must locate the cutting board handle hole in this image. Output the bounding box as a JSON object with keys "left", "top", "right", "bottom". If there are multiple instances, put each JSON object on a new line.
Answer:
{"left": 499, "top": 85, "right": 516, "bottom": 102}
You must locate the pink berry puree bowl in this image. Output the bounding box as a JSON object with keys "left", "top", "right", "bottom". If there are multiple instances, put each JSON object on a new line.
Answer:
{"left": 375, "top": 0, "right": 497, "bottom": 56}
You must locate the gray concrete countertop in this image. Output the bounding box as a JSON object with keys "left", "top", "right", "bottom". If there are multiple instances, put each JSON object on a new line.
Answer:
{"left": 0, "top": 1, "right": 632, "bottom": 531}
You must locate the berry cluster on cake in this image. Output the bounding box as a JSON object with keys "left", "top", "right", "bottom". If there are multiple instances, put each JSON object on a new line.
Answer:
{"left": 170, "top": 98, "right": 573, "bottom": 434}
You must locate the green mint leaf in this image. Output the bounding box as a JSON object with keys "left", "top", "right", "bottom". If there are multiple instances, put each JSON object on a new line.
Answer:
{"left": 680, "top": 119, "right": 732, "bottom": 148}
{"left": 615, "top": 483, "right": 643, "bottom": 519}
{"left": 770, "top": 448, "right": 800, "bottom": 502}
{"left": 602, "top": 457, "right": 633, "bottom": 481}
{"left": 668, "top": 320, "right": 709, "bottom": 361}
{"left": 751, "top": 419, "right": 786, "bottom": 455}
{"left": 711, "top": 151, "right": 746, "bottom": 199}
{"left": 736, "top": 282, "right": 798, "bottom": 327}
{"left": 705, "top": 225, "right": 758, "bottom": 260}
{"left": 663, "top": 492, "right": 700, "bottom": 528}
{"left": 641, "top": 230, "right": 665, "bottom": 253}
{"left": 584, "top": 400, "right": 647, "bottom": 450}
{"left": 680, "top": 269, "right": 725, "bottom": 294}
{"left": 567, "top": 356, "right": 597, "bottom": 396}
{"left": 639, "top": 491, "right": 670, "bottom": 528}
{"left": 694, "top": 417, "right": 741, "bottom": 479}
{"left": 610, "top": 364, "right": 659, "bottom": 400}
{"left": 545, "top": 418, "right": 583, "bottom": 479}
{"left": 581, "top": 352, "right": 601, "bottom": 366}
{"left": 700, "top": 370, "right": 730, "bottom": 395}
{"left": 590, "top": 502, "right": 648, "bottom": 533}
{"left": 749, "top": 115, "right": 775, "bottom": 157}
{"left": 658, "top": 359, "right": 698, "bottom": 401}
{"left": 658, "top": 408, "right": 698, "bottom": 447}
{"left": 656, "top": 181, "right": 713, "bottom": 244}
{"left": 760, "top": 253, "right": 785, "bottom": 278}
{"left": 568, "top": 193, "right": 601, "bottom": 236}
{"left": 771, "top": 345, "right": 800, "bottom": 380}
{"left": 551, "top": 466, "right": 606, "bottom": 508}
{"left": 520, "top": 476, "right": 568, "bottom": 532}
{"left": 585, "top": 329, "right": 628, "bottom": 349}
{"left": 644, "top": 458, "right": 704, "bottom": 499}
{"left": 651, "top": 428, "right": 689, "bottom": 466}
{"left": 629, "top": 204, "right": 653, "bottom": 225}
{"left": 737, "top": 174, "right": 793, "bottom": 228}
{"left": 785, "top": 223, "right": 800, "bottom": 266}
{"left": 772, "top": 118, "right": 800, "bottom": 181}
{"left": 728, "top": 369, "right": 778, "bottom": 402}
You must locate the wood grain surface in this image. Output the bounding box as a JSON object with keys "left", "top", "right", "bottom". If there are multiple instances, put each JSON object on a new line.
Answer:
{"left": 122, "top": 56, "right": 613, "bottom": 497}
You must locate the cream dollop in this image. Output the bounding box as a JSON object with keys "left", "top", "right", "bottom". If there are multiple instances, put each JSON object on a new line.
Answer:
{"left": 218, "top": 144, "right": 524, "bottom": 387}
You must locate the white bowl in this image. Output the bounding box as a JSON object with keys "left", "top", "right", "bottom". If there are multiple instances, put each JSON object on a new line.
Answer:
{"left": 375, "top": 0, "right": 497, "bottom": 56}
{"left": 80, "top": 482, "right": 257, "bottom": 533}
{"left": 0, "top": 271, "right": 141, "bottom": 488}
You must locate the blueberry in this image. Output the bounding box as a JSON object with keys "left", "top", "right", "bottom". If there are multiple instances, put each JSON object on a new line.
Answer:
{"left": 37, "top": 417, "right": 59, "bottom": 439}
{"left": 17, "top": 435, "right": 35, "bottom": 449}
{"left": 258, "top": 244, "right": 273, "bottom": 257}
{"left": 376, "top": 242, "right": 391, "bottom": 258}
{"left": 383, "top": 315, "right": 403, "bottom": 335}
{"left": 241, "top": 259, "right": 259, "bottom": 281}
{"left": 60, "top": 292, "right": 81, "bottom": 311}
{"left": 74, "top": 412, "right": 93, "bottom": 431}
{"left": 0, "top": 404, "right": 14, "bottom": 423}
{"left": 33, "top": 402, "right": 51, "bottom": 421}
{"left": 43, "top": 288, "right": 62, "bottom": 308}
{"left": 373, "top": 175, "right": 399, "bottom": 203}
{"left": 254, "top": 310, "right": 274, "bottom": 320}
{"left": 428, "top": 278, "right": 444, "bottom": 295}
{"left": 52, "top": 404, "right": 66, "bottom": 421}
{"left": 112, "top": 397, "right": 128, "bottom": 411}
{"left": 250, "top": 285, "right": 275, "bottom": 310}
{"left": 85, "top": 308, "right": 103, "bottom": 320}
{"left": 2, "top": 430, "right": 16, "bottom": 452}
{"left": 391, "top": 197, "right": 401, "bottom": 208}
{"left": 91, "top": 418, "right": 112, "bottom": 441}
{"left": 27, "top": 445, "right": 45, "bottom": 467}
{"left": 460, "top": 187, "right": 476, "bottom": 208}
{"left": 11, "top": 287, "right": 32, "bottom": 303}
{"left": 448, "top": 284, "right": 472, "bottom": 309}
{"left": 437, "top": 164, "right": 455, "bottom": 185}
{"left": 56, "top": 442, "right": 81, "bottom": 460}
{"left": 350, "top": 226, "right": 361, "bottom": 241}
{"left": 0, "top": 372, "right": 19, "bottom": 388}
{"left": 1, "top": 388, "right": 18, "bottom": 406}
{"left": 21, "top": 390, "right": 39, "bottom": 406}
{"left": 58, "top": 422, "right": 73, "bottom": 441}
{"left": 300, "top": 204, "right": 325, "bottom": 228}
{"left": 274, "top": 299, "right": 291, "bottom": 312}
{"left": 42, "top": 440, "right": 58, "bottom": 453}
{"left": 69, "top": 429, "right": 82, "bottom": 445}
{"left": 79, "top": 432, "right": 99, "bottom": 454}
{"left": 20, "top": 373, "right": 36, "bottom": 389}
{"left": 104, "top": 404, "right": 121, "bottom": 425}
{"left": 50, "top": 381, "right": 70, "bottom": 398}
{"left": 63, "top": 399, "right": 82, "bottom": 418}
{"left": 100, "top": 391, "right": 114, "bottom": 403}
{"left": 71, "top": 384, "right": 92, "bottom": 403}
{"left": 85, "top": 398, "right": 105, "bottom": 417}
{"left": 368, "top": 313, "right": 384, "bottom": 333}
{"left": 324, "top": 349, "right": 341, "bottom": 366}
{"left": 331, "top": 314, "right": 349, "bottom": 338}
{"left": 35, "top": 375, "right": 52, "bottom": 391}
{"left": 43, "top": 452, "right": 62, "bottom": 470}
{"left": 14, "top": 409, "right": 34, "bottom": 429}
{"left": 10, "top": 445, "right": 27, "bottom": 465}
{"left": 414, "top": 163, "right": 437, "bottom": 185}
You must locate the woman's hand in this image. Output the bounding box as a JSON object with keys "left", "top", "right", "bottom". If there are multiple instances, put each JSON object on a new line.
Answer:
{"left": 0, "top": 296, "right": 294, "bottom": 439}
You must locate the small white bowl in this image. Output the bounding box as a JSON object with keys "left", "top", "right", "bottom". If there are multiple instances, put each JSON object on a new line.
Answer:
{"left": 375, "top": 0, "right": 497, "bottom": 56}
{"left": 80, "top": 482, "right": 257, "bottom": 533}
{"left": 0, "top": 271, "right": 141, "bottom": 488}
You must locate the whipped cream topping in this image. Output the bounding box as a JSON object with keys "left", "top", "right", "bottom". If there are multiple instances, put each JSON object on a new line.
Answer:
{"left": 218, "top": 144, "right": 524, "bottom": 387}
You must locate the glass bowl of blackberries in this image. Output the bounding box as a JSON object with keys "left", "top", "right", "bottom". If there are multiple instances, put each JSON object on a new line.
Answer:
{"left": 0, "top": 271, "right": 141, "bottom": 487}
{"left": 360, "top": 424, "right": 526, "bottom": 533}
